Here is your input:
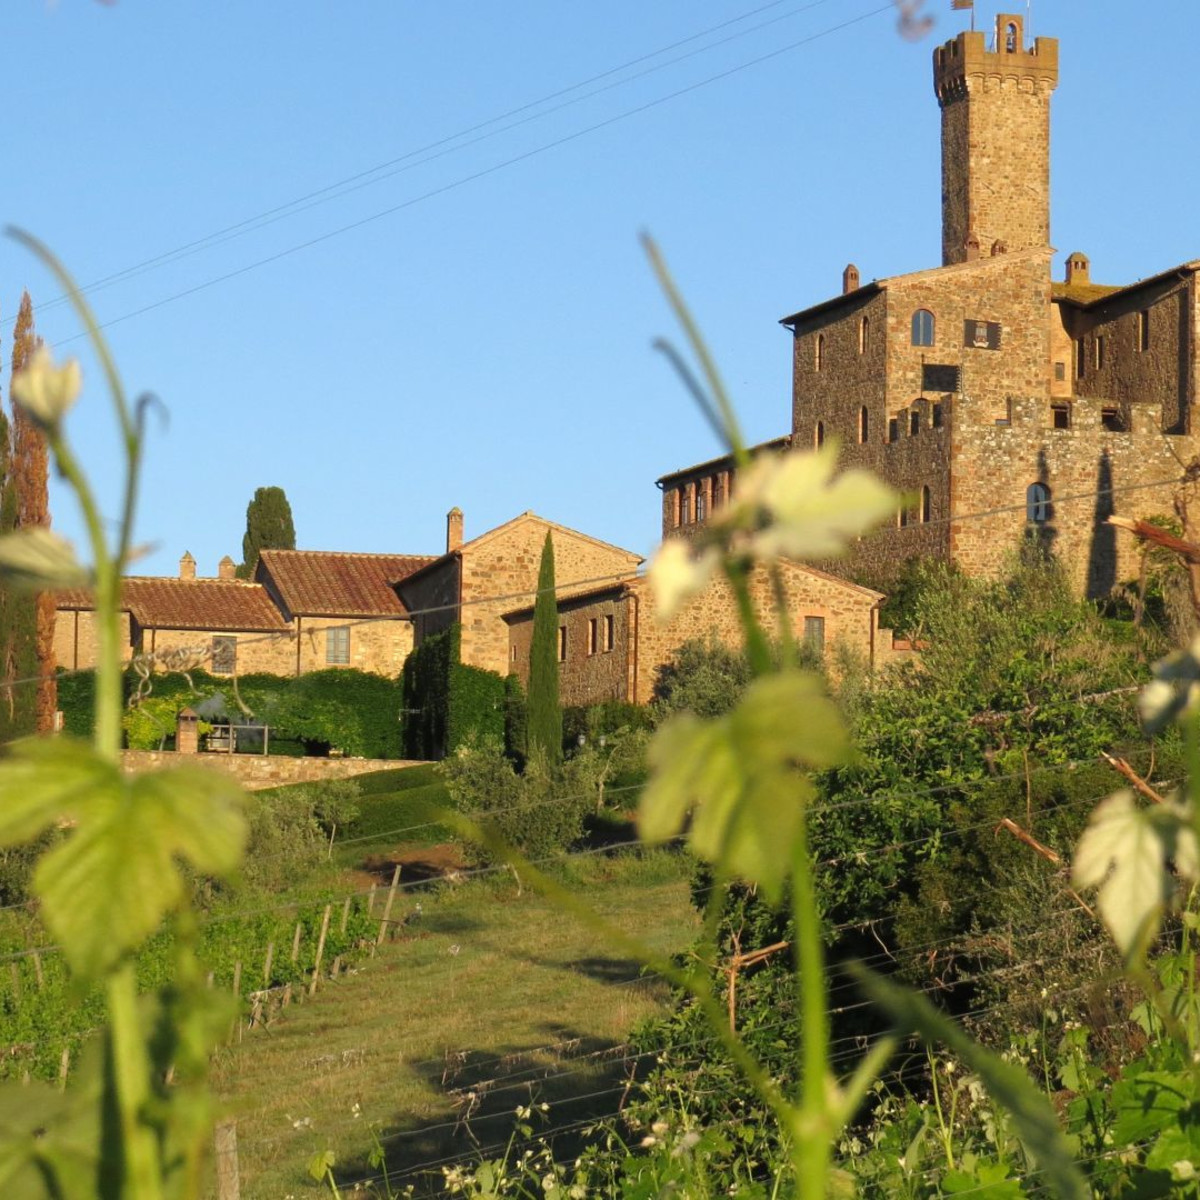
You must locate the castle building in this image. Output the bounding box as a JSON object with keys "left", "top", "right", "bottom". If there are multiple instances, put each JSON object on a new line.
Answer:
{"left": 658, "top": 13, "right": 1200, "bottom": 598}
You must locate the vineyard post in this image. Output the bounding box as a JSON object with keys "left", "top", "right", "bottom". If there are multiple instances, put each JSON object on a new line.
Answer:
{"left": 375, "top": 865, "right": 401, "bottom": 951}
{"left": 32, "top": 952, "right": 43, "bottom": 990}
{"left": 340, "top": 896, "right": 351, "bottom": 935}
{"left": 290, "top": 921, "right": 303, "bottom": 964}
{"left": 58, "top": 1045, "right": 69, "bottom": 1090}
{"left": 215, "top": 1118, "right": 240, "bottom": 1200}
{"left": 9, "top": 962, "right": 19, "bottom": 1001}
{"left": 367, "top": 883, "right": 377, "bottom": 916}
{"left": 231, "top": 961, "right": 243, "bottom": 1044}
{"left": 309, "top": 904, "right": 332, "bottom": 996}
{"left": 261, "top": 941, "right": 274, "bottom": 987}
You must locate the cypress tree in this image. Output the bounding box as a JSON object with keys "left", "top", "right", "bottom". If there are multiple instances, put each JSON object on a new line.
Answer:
{"left": 2, "top": 293, "right": 51, "bottom": 737}
{"left": 526, "top": 532, "right": 562, "bottom": 767}
{"left": 237, "top": 486, "right": 296, "bottom": 578}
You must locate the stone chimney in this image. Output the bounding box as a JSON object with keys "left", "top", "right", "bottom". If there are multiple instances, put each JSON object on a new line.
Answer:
{"left": 176, "top": 707, "right": 199, "bottom": 754}
{"left": 842, "top": 263, "right": 860, "bottom": 295}
{"left": 179, "top": 551, "right": 196, "bottom": 580}
{"left": 447, "top": 507, "right": 463, "bottom": 553}
{"left": 218, "top": 555, "right": 236, "bottom": 580}
{"left": 1066, "top": 251, "right": 1090, "bottom": 285}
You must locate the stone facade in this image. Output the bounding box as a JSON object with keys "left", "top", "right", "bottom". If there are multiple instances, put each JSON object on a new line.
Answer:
{"left": 121, "top": 749, "right": 427, "bottom": 791}
{"left": 399, "top": 512, "right": 643, "bottom": 679}
{"left": 505, "top": 563, "right": 909, "bottom": 706}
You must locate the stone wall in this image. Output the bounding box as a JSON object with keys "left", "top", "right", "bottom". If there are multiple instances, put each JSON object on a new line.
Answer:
{"left": 294, "top": 614, "right": 414, "bottom": 677}
{"left": 136, "top": 624, "right": 296, "bottom": 676}
{"left": 121, "top": 749, "right": 426, "bottom": 791}
{"left": 54, "top": 609, "right": 133, "bottom": 671}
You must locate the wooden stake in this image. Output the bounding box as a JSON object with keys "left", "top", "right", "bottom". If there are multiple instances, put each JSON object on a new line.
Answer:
{"left": 282, "top": 983, "right": 292, "bottom": 1009}
{"left": 9, "top": 962, "right": 20, "bottom": 1001}
{"left": 32, "top": 952, "right": 43, "bottom": 990}
{"left": 367, "top": 883, "right": 377, "bottom": 916}
{"left": 214, "top": 1118, "right": 240, "bottom": 1200}
{"left": 331, "top": 955, "right": 341, "bottom": 980}
{"left": 375, "top": 865, "right": 402, "bottom": 951}
{"left": 58, "top": 1046, "right": 70, "bottom": 1091}
{"left": 309, "top": 905, "right": 332, "bottom": 996}
{"left": 262, "top": 941, "right": 274, "bottom": 988}
{"left": 340, "top": 896, "right": 352, "bottom": 935}
{"left": 290, "top": 921, "right": 303, "bottom": 964}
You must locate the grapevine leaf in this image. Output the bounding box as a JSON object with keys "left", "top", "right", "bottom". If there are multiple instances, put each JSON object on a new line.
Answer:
{"left": 853, "top": 964, "right": 1088, "bottom": 1200}
{"left": 0, "top": 737, "right": 117, "bottom": 845}
{"left": 641, "top": 672, "right": 849, "bottom": 900}
{"left": 1071, "top": 790, "right": 1194, "bottom": 959}
{"left": 20, "top": 755, "right": 247, "bottom": 979}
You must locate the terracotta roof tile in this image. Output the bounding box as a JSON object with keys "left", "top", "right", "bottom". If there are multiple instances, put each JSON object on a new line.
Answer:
{"left": 55, "top": 579, "right": 288, "bottom": 631}
{"left": 258, "top": 550, "right": 436, "bottom": 617}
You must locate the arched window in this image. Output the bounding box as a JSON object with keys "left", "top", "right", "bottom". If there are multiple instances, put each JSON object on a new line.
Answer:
{"left": 815, "top": 333, "right": 825, "bottom": 371}
{"left": 921, "top": 485, "right": 931, "bottom": 524}
{"left": 858, "top": 406, "right": 869, "bottom": 443}
{"left": 1026, "top": 482, "right": 1051, "bottom": 524}
{"left": 1005, "top": 22, "right": 1018, "bottom": 52}
{"left": 859, "top": 316, "right": 869, "bottom": 354}
{"left": 814, "top": 420, "right": 825, "bottom": 448}
{"left": 911, "top": 309, "right": 935, "bottom": 347}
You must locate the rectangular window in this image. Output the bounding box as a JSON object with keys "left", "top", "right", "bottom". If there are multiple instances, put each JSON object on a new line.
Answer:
{"left": 1075, "top": 339, "right": 1085, "bottom": 379}
{"left": 588, "top": 618, "right": 598, "bottom": 656}
{"left": 1095, "top": 336, "right": 1105, "bottom": 371}
{"left": 604, "top": 614, "right": 614, "bottom": 652}
{"left": 932, "top": 403, "right": 943, "bottom": 429}
{"left": 510, "top": 644, "right": 517, "bottom": 664}
{"left": 909, "top": 410, "right": 920, "bottom": 436}
{"left": 211, "top": 636, "right": 237, "bottom": 676}
{"left": 1054, "top": 361, "right": 1066, "bottom": 381}
{"left": 1101, "top": 407, "right": 1125, "bottom": 432}
{"left": 696, "top": 483, "right": 707, "bottom": 523}
{"left": 1051, "top": 403, "right": 1071, "bottom": 430}
{"left": 803, "top": 616, "right": 825, "bottom": 658}
{"left": 558, "top": 626, "right": 567, "bottom": 662}
{"left": 326, "top": 625, "right": 350, "bottom": 665}
{"left": 888, "top": 417, "right": 899, "bottom": 443}
{"left": 1139, "top": 309, "right": 1151, "bottom": 351}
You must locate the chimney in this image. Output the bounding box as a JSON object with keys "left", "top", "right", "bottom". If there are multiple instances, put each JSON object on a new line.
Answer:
{"left": 842, "top": 263, "right": 860, "bottom": 295}
{"left": 1065, "top": 251, "right": 1090, "bottom": 285}
{"left": 218, "top": 555, "right": 236, "bottom": 580}
{"left": 179, "top": 551, "right": 196, "bottom": 580}
{"left": 446, "top": 507, "right": 463, "bottom": 553}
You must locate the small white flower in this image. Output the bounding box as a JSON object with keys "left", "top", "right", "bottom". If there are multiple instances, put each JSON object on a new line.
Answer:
{"left": 10, "top": 346, "right": 81, "bottom": 432}
{"left": 647, "top": 538, "right": 720, "bottom": 622}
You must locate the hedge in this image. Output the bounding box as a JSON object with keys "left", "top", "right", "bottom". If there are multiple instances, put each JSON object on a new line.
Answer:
{"left": 400, "top": 624, "right": 504, "bottom": 759}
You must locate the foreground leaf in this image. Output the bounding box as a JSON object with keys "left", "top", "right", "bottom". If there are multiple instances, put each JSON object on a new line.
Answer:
{"left": 854, "top": 965, "right": 1088, "bottom": 1200}
{"left": 641, "top": 671, "right": 848, "bottom": 900}
{"left": 1072, "top": 790, "right": 1196, "bottom": 959}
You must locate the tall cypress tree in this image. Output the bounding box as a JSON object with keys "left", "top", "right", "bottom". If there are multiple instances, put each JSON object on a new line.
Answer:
{"left": 9, "top": 292, "right": 56, "bottom": 732}
{"left": 526, "top": 532, "right": 562, "bottom": 767}
{"left": 237, "top": 486, "right": 296, "bottom": 578}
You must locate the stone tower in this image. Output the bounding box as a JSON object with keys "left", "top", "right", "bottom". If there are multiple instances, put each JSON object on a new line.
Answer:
{"left": 933, "top": 13, "right": 1059, "bottom": 267}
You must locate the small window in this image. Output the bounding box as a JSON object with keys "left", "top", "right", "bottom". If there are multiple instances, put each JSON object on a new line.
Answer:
{"left": 911, "top": 309, "right": 935, "bottom": 347}
{"left": 932, "top": 403, "right": 943, "bottom": 429}
{"left": 1051, "top": 403, "right": 1071, "bottom": 430}
{"left": 815, "top": 333, "right": 825, "bottom": 371}
{"left": 326, "top": 626, "right": 350, "bottom": 665}
{"left": 588, "top": 618, "right": 598, "bottom": 656}
{"left": 859, "top": 316, "right": 869, "bottom": 354}
{"left": 511, "top": 644, "right": 517, "bottom": 664}
{"left": 1075, "top": 339, "right": 1085, "bottom": 379}
{"left": 803, "top": 616, "right": 825, "bottom": 657}
{"left": 814, "top": 420, "right": 824, "bottom": 449}
{"left": 909, "top": 410, "right": 920, "bottom": 436}
{"left": 921, "top": 485, "right": 931, "bottom": 523}
{"left": 696, "top": 483, "right": 707, "bottom": 523}
{"left": 211, "top": 636, "right": 237, "bottom": 676}
{"left": 1139, "top": 309, "right": 1151, "bottom": 352}
{"left": 888, "top": 417, "right": 899, "bottom": 443}
{"left": 604, "top": 614, "right": 614, "bottom": 652}
{"left": 671, "top": 488, "right": 682, "bottom": 528}
{"left": 1095, "top": 336, "right": 1105, "bottom": 371}
{"left": 1054, "top": 361, "right": 1066, "bottom": 381}
{"left": 1101, "top": 407, "right": 1125, "bottom": 432}
{"left": 558, "top": 626, "right": 567, "bottom": 662}
{"left": 897, "top": 508, "right": 907, "bottom": 529}
{"left": 1005, "top": 22, "right": 1018, "bottom": 51}
{"left": 1026, "top": 482, "right": 1051, "bottom": 525}
{"left": 681, "top": 484, "right": 693, "bottom": 526}
{"left": 858, "top": 406, "right": 869, "bottom": 443}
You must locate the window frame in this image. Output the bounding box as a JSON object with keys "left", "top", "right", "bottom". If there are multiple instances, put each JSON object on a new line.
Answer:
{"left": 211, "top": 636, "right": 237, "bottom": 676}
{"left": 911, "top": 309, "right": 935, "bottom": 347}
{"left": 557, "top": 625, "right": 567, "bottom": 663}
{"left": 1026, "top": 482, "right": 1051, "bottom": 525}
{"left": 325, "top": 625, "right": 351, "bottom": 665}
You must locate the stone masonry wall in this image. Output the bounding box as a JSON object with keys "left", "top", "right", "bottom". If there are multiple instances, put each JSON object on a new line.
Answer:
{"left": 458, "top": 517, "right": 641, "bottom": 679}
{"left": 138, "top": 624, "right": 296, "bottom": 677}
{"left": 121, "top": 750, "right": 427, "bottom": 791}
{"left": 294, "top": 615, "right": 413, "bottom": 678}
{"left": 54, "top": 609, "right": 133, "bottom": 672}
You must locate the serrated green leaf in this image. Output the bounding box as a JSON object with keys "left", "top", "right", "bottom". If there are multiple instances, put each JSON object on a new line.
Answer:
{"left": 853, "top": 964, "right": 1088, "bottom": 1200}
{"left": 0, "top": 737, "right": 118, "bottom": 845}
{"left": 1072, "top": 791, "right": 1192, "bottom": 958}
{"left": 640, "top": 671, "right": 849, "bottom": 901}
{"left": 29, "top": 760, "right": 246, "bottom": 979}
{"left": 1110, "top": 1070, "right": 1191, "bottom": 1147}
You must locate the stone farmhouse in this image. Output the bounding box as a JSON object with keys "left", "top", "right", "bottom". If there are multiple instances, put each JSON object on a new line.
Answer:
{"left": 54, "top": 549, "right": 434, "bottom": 678}
{"left": 657, "top": 13, "right": 1200, "bottom": 600}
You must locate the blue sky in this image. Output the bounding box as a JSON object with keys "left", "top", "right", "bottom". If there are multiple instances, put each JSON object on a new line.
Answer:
{"left": 4, "top": 1, "right": 1197, "bottom": 578}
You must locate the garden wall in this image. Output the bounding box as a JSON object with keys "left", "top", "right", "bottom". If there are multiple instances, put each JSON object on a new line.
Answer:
{"left": 121, "top": 750, "right": 428, "bottom": 791}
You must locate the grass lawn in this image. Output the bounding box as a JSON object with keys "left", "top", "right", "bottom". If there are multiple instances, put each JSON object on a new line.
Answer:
{"left": 213, "top": 847, "right": 697, "bottom": 1198}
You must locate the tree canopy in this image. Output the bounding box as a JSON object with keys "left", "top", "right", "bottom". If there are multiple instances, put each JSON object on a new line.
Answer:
{"left": 237, "top": 486, "right": 296, "bottom": 579}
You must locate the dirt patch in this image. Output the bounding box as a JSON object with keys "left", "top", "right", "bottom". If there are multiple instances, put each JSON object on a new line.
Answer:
{"left": 355, "top": 842, "right": 469, "bottom": 887}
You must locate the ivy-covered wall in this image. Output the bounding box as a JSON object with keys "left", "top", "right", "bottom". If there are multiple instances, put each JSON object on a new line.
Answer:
{"left": 400, "top": 624, "right": 504, "bottom": 759}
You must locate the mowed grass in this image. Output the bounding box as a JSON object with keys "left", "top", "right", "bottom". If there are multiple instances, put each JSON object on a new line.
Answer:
{"left": 213, "top": 847, "right": 697, "bottom": 1198}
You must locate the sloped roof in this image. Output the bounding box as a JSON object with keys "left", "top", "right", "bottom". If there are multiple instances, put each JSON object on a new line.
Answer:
{"left": 1051, "top": 281, "right": 1122, "bottom": 306}
{"left": 1052, "top": 260, "right": 1200, "bottom": 309}
{"left": 458, "top": 511, "right": 642, "bottom": 562}
{"left": 55, "top": 578, "right": 288, "bottom": 632}
{"left": 656, "top": 436, "right": 791, "bottom": 487}
{"left": 257, "top": 549, "right": 436, "bottom": 617}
